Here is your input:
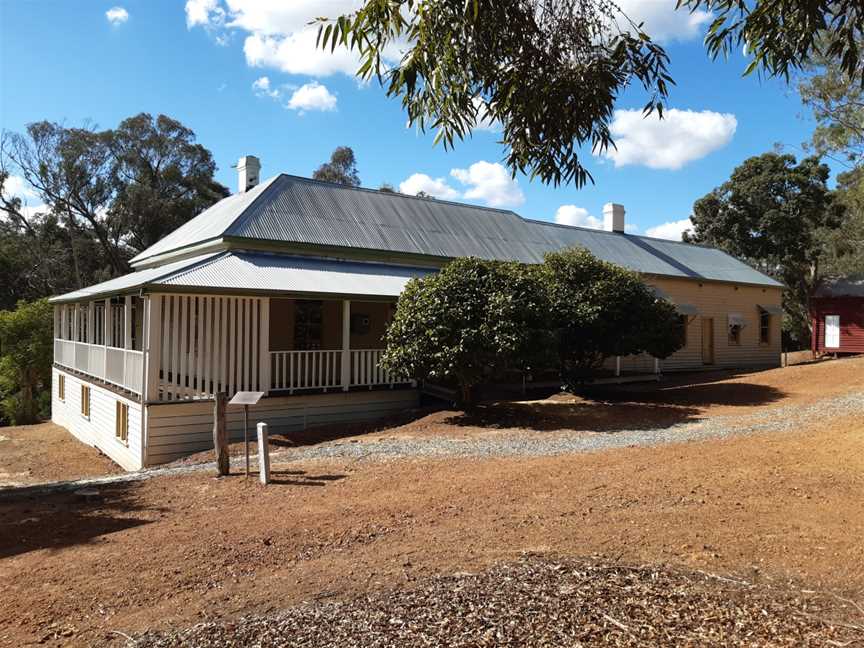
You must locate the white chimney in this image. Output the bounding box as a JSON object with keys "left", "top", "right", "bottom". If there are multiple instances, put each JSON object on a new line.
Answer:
{"left": 603, "top": 203, "right": 626, "bottom": 233}
{"left": 237, "top": 155, "right": 261, "bottom": 193}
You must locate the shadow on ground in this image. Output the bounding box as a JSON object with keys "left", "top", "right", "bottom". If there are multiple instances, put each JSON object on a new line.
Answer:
{"left": 0, "top": 482, "right": 159, "bottom": 559}
{"left": 446, "top": 378, "right": 786, "bottom": 434}
{"left": 266, "top": 469, "right": 346, "bottom": 487}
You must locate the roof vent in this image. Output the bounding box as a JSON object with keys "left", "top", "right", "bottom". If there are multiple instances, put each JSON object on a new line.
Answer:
{"left": 237, "top": 155, "right": 261, "bottom": 193}
{"left": 603, "top": 203, "right": 625, "bottom": 233}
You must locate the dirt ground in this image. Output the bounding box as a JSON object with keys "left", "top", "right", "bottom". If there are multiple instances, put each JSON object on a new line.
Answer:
{"left": 0, "top": 422, "right": 122, "bottom": 487}
{"left": 1, "top": 357, "right": 863, "bottom": 646}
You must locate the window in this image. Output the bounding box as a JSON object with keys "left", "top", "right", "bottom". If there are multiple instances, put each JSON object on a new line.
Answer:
{"left": 728, "top": 313, "right": 743, "bottom": 345}
{"left": 115, "top": 401, "right": 129, "bottom": 444}
{"left": 759, "top": 309, "right": 771, "bottom": 345}
{"left": 58, "top": 374, "right": 65, "bottom": 401}
{"left": 294, "top": 300, "right": 323, "bottom": 350}
{"left": 80, "top": 385, "right": 90, "bottom": 418}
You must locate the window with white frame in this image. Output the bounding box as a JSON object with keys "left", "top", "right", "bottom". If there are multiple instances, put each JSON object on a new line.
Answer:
{"left": 728, "top": 313, "right": 744, "bottom": 345}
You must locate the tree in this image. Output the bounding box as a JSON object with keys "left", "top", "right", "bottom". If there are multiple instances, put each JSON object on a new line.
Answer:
{"left": 381, "top": 249, "right": 683, "bottom": 402}
{"left": 0, "top": 299, "right": 53, "bottom": 425}
{"left": 378, "top": 182, "right": 396, "bottom": 193}
{"left": 0, "top": 113, "right": 228, "bottom": 288}
{"left": 312, "top": 146, "right": 361, "bottom": 186}
{"left": 685, "top": 153, "right": 846, "bottom": 346}
{"left": 798, "top": 39, "right": 864, "bottom": 169}
{"left": 107, "top": 114, "right": 230, "bottom": 253}
{"left": 542, "top": 248, "right": 683, "bottom": 389}
{"left": 318, "top": 0, "right": 863, "bottom": 187}
{"left": 822, "top": 167, "right": 864, "bottom": 277}
{"left": 380, "top": 257, "right": 550, "bottom": 404}
{"left": 681, "top": 0, "right": 863, "bottom": 84}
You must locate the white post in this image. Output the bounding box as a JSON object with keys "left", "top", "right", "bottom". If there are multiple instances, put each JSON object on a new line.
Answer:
{"left": 124, "top": 296, "right": 133, "bottom": 350}
{"left": 87, "top": 302, "right": 95, "bottom": 344}
{"left": 147, "top": 295, "right": 163, "bottom": 402}
{"left": 104, "top": 298, "right": 111, "bottom": 347}
{"left": 259, "top": 297, "right": 270, "bottom": 394}
{"left": 257, "top": 421, "right": 271, "bottom": 485}
{"left": 341, "top": 299, "right": 351, "bottom": 392}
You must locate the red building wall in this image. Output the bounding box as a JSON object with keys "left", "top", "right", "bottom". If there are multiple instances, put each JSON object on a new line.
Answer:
{"left": 811, "top": 297, "right": 864, "bottom": 354}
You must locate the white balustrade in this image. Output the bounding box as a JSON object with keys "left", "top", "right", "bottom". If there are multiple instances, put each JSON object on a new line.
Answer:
{"left": 54, "top": 338, "right": 144, "bottom": 396}
{"left": 270, "top": 350, "right": 343, "bottom": 392}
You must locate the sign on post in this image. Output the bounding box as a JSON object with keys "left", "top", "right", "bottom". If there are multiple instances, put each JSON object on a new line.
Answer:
{"left": 228, "top": 391, "right": 265, "bottom": 477}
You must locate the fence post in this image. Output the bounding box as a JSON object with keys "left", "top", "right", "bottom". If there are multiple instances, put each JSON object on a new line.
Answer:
{"left": 257, "top": 421, "right": 270, "bottom": 485}
{"left": 213, "top": 392, "right": 229, "bottom": 476}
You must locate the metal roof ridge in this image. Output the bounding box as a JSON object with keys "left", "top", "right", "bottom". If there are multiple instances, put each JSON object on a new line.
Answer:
{"left": 275, "top": 173, "right": 523, "bottom": 217}
{"left": 151, "top": 251, "right": 233, "bottom": 286}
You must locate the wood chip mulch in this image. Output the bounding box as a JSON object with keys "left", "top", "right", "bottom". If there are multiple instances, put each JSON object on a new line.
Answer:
{"left": 129, "top": 557, "right": 863, "bottom": 647}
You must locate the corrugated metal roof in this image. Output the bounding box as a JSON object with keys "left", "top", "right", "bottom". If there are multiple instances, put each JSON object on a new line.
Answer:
{"left": 128, "top": 176, "right": 278, "bottom": 265}
{"left": 49, "top": 253, "right": 221, "bottom": 303}
{"left": 158, "top": 252, "right": 434, "bottom": 297}
{"left": 127, "top": 173, "right": 781, "bottom": 287}
{"left": 815, "top": 277, "right": 864, "bottom": 297}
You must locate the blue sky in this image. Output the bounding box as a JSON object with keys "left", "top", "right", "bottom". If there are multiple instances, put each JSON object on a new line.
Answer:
{"left": 0, "top": 1, "right": 826, "bottom": 239}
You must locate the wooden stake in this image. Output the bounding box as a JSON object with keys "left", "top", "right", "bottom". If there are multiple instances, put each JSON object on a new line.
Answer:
{"left": 213, "top": 392, "right": 229, "bottom": 476}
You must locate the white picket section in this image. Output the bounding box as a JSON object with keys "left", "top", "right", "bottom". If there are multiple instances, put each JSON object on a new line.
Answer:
{"left": 150, "top": 294, "right": 266, "bottom": 402}
{"left": 270, "top": 350, "right": 342, "bottom": 392}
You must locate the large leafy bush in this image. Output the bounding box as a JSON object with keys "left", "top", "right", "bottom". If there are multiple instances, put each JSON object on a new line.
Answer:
{"left": 382, "top": 249, "right": 683, "bottom": 402}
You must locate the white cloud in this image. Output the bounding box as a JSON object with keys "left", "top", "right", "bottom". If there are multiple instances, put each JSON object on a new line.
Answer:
{"left": 244, "top": 30, "right": 361, "bottom": 76}
{"left": 645, "top": 217, "right": 693, "bottom": 241}
{"left": 554, "top": 205, "right": 603, "bottom": 229}
{"left": 399, "top": 173, "right": 461, "bottom": 200}
{"left": 614, "top": 0, "right": 711, "bottom": 42}
{"left": 252, "top": 75, "right": 280, "bottom": 99}
{"left": 185, "top": 0, "right": 224, "bottom": 28}
{"left": 450, "top": 161, "right": 524, "bottom": 208}
{"left": 105, "top": 6, "right": 129, "bottom": 25}
{"left": 185, "top": 1, "right": 399, "bottom": 77}
{"left": 599, "top": 108, "right": 737, "bottom": 170}
{"left": 286, "top": 81, "right": 337, "bottom": 113}
{"left": 2, "top": 175, "right": 48, "bottom": 219}
{"left": 472, "top": 97, "right": 499, "bottom": 133}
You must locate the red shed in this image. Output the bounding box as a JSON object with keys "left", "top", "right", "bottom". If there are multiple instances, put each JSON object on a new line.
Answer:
{"left": 811, "top": 278, "right": 864, "bottom": 355}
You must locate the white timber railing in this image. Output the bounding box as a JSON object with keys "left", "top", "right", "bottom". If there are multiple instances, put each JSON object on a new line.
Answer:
{"left": 269, "top": 348, "right": 410, "bottom": 392}
{"left": 270, "top": 350, "right": 343, "bottom": 392}
{"left": 350, "top": 349, "right": 406, "bottom": 387}
{"left": 54, "top": 339, "right": 144, "bottom": 395}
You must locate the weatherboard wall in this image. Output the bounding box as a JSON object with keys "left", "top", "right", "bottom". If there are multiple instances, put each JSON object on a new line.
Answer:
{"left": 811, "top": 297, "right": 864, "bottom": 354}
{"left": 51, "top": 368, "right": 143, "bottom": 470}
{"left": 610, "top": 278, "right": 782, "bottom": 373}
{"left": 144, "top": 389, "right": 419, "bottom": 466}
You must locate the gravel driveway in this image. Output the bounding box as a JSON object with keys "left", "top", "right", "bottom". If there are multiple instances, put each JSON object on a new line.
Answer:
{"left": 279, "top": 391, "right": 864, "bottom": 463}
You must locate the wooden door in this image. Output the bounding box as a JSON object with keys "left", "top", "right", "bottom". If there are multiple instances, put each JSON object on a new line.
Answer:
{"left": 701, "top": 317, "right": 714, "bottom": 365}
{"left": 825, "top": 315, "right": 840, "bottom": 349}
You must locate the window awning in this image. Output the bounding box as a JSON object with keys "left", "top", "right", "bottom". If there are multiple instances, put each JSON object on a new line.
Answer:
{"left": 728, "top": 313, "right": 746, "bottom": 327}
{"left": 649, "top": 286, "right": 699, "bottom": 316}
{"left": 758, "top": 304, "right": 783, "bottom": 315}
{"left": 676, "top": 303, "right": 699, "bottom": 316}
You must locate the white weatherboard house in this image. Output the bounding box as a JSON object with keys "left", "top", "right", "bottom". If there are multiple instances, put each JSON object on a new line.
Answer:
{"left": 50, "top": 156, "right": 784, "bottom": 470}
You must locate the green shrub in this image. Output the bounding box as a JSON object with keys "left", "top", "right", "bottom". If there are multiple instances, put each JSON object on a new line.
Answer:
{"left": 0, "top": 298, "right": 53, "bottom": 425}
{"left": 382, "top": 248, "right": 684, "bottom": 401}
{"left": 380, "top": 257, "right": 550, "bottom": 404}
